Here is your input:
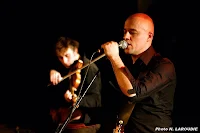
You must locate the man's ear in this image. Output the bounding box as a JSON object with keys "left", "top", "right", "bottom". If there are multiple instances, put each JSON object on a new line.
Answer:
{"left": 74, "top": 47, "right": 78, "bottom": 53}
{"left": 147, "top": 32, "right": 154, "bottom": 42}
{"left": 74, "top": 48, "right": 80, "bottom": 59}
{"left": 148, "top": 32, "right": 153, "bottom": 40}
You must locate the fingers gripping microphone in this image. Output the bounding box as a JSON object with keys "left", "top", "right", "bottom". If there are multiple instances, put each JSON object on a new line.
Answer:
{"left": 97, "top": 40, "right": 128, "bottom": 53}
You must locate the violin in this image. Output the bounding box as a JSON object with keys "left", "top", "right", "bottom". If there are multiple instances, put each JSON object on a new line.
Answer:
{"left": 69, "top": 59, "right": 83, "bottom": 104}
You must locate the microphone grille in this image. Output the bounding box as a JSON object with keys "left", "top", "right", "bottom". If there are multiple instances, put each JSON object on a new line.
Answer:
{"left": 119, "top": 40, "right": 128, "bottom": 49}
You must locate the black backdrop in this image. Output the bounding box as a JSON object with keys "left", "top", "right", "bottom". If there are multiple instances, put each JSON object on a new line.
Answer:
{"left": 1, "top": 0, "right": 199, "bottom": 131}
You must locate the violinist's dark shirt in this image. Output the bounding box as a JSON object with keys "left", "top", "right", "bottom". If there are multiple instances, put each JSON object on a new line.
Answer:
{"left": 48, "top": 55, "right": 102, "bottom": 124}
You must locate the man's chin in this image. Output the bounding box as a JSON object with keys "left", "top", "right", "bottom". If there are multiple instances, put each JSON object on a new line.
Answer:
{"left": 124, "top": 49, "right": 130, "bottom": 54}
{"left": 64, "top": 65, "right": 70, "bottom": 68}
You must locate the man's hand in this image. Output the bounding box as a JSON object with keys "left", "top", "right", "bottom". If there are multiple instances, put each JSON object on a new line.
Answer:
{"left": 50, "top": 69, "right": 63, "bottom": 85}
{"left": 64, "top": 90, "right": 73, "bottom": 102}
{"left": 64, "top": 90, "right": 78, "bottom": 107}
{"left": 101, "top": 41, "right": 120, "bottom": 60}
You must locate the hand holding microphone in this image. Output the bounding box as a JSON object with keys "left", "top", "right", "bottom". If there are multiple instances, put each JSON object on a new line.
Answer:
{"left": 99, "top": 40, "right": 127, "bottom": 53}
{"left": 101, "top": 40, "right": 128, "bottom": 59}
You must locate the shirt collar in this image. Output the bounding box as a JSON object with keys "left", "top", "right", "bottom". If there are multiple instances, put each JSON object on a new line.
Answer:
{"left": 139, "top": 45, "right": 156, "bottom": 65}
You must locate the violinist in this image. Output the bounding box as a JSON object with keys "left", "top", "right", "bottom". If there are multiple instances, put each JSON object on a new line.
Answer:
{"left": 47, "top": 36, "right": 102, "bottom": 133}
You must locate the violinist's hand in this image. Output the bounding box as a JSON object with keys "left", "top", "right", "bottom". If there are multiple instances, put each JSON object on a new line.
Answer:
{"left": 50, "top": 69, "right": 63, "bottom": 85}
{"left": 64, "top": 90, "right": 72, "bottom": 102}
{"left": 64, "top": 90, "right": 79, "bottom": 107}
{"left": 101, "top": 41, "right": 120, "bottom": 60}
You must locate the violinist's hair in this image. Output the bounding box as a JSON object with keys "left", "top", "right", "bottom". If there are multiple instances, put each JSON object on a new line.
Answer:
{"left": 55, "top": 36, "right": 80, "bottom": 55}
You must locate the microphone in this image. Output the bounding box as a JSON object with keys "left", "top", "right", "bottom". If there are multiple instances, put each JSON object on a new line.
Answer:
{"left": 97, "top": 40, "right": 128, "bottom": 53}
{"left": 118, "top": 40, "right": 128, "bottom": 49}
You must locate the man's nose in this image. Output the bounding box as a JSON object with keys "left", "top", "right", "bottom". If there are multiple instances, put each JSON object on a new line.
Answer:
{"left": 123, "top": 32, "right": 130, "bottom": 40}
{"left": 63, "top": 57, "right": 68, "bottom": 64}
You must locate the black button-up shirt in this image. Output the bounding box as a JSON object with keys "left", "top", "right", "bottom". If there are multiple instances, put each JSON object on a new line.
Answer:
{"left": 121, "top": 46, "right": 176, "bottom": 133}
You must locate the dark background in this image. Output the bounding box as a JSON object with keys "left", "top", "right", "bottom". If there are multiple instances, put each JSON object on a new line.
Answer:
{"left": 1, "top": 0, "right": 199, "bottom": 131}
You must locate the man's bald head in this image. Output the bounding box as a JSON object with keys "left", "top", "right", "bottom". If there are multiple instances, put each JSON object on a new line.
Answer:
{"left": 125, "top": 13, "right": 154, "bottom": 36}
{"left": 123, "top": 13, "right": 155, "bottom": 55}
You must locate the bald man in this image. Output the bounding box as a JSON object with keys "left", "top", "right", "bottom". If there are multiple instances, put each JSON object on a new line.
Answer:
{"left": 101, "top": 13, "right": 176, "bottom": 133}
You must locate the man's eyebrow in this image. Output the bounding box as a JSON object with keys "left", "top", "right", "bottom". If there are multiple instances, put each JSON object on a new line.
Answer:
{"left": 124, "top": 28, "right": 138, "bottom": 32}
{"left": 58, "top": 55, "right": 63, "bottom": 58}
